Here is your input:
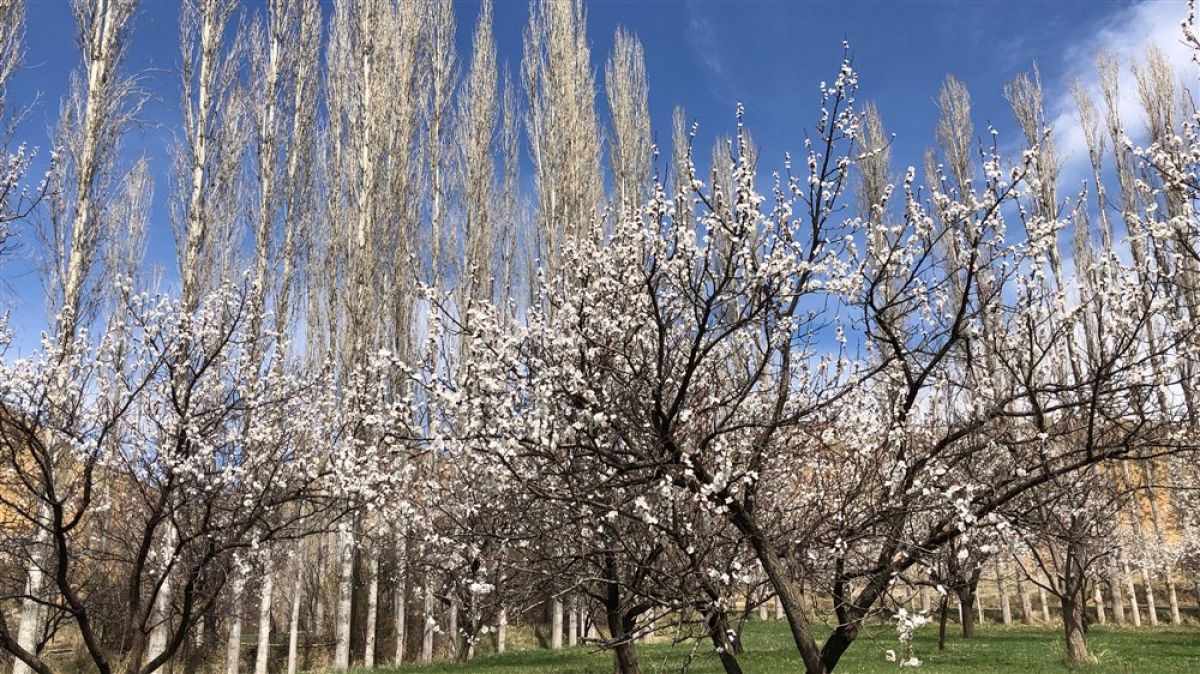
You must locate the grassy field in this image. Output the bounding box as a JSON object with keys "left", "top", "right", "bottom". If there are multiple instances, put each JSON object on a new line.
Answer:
{"left": 368, "top": 621, "right": 1200, "bottom": 674}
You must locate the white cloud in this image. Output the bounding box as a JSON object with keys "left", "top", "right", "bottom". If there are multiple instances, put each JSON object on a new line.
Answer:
{"left": 1051, "top": 1, "right": 1197, "bottom": 185}
{"left": 684, "top": 2, "right": 731, "bottom": 101}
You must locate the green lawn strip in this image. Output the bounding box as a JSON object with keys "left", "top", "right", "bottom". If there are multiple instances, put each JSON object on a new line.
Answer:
{"left": 359, "top": 622, "right": 1200, "bottom": 674}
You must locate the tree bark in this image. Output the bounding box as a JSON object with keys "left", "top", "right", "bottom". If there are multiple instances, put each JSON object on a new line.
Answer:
{"left": 1038, "top": 585, "right": 1051, "bottom": 623}
{"left": 363, "top": 553, "right": 378, "bottom": 668}
{"left": 1142, "top": 567, "right": 1159, "bottom": 626}
{"left": 1015, "top": 568, "right": 1033, "bottom": 624}
{"left": 1108, "top": 572, "right": 1126, "bottom": 625}
{"left": 568, "top": 596, "right": 579, "bottom": 647}
{"left": 13, "top": 533, "right": 46, "bottom": 674}
{"left": 253, "top": 571, "right": 274, "bottom": 674}
{"left": 1061, "top": 596, "right": 1092, "bottom": 665}
{"left": 705, "top": 610, "right": 743, "bottom": 674}
{"left": 496, "top": 609, "right": 507, "bottom": 654}
{"left": 420, "top": 584, "right": 434, "bottom": 664}
{"left": 286, "top": 560, "right": 302, "bottom": 674}
{"left": 447, "top": 599, "right": 458, "bottom": 660}
{"left": 995, "top": 561, "right": 1012, "bottom": 626}
{"left": 1124, "top": 561, "right": 1142, "bottom": 626}
{"left": 333, "top": 525, "right": 353, "bottom": 670}
{"left": 551, "top": 598, "right": 563, "bottom": 650}
{"left": 957, "top": 586, "right": 977, "bottom": 639}
{"left": 225, "top": 591, "right": 243, "bottom": 674}
{"left": 937, "top": 594, "right": 949, "bottom": 651}
{"left": 729, "top": 509, "right": 824, "bottom": 674}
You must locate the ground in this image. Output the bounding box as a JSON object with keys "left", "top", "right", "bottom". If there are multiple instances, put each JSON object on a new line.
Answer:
{"left": 368, "top": 621, "right": 1200, "bottom": 674}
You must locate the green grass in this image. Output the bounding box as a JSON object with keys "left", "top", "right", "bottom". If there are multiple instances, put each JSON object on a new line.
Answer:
{"left": 366, "top": 621, "right": 1200, "bottom": 674}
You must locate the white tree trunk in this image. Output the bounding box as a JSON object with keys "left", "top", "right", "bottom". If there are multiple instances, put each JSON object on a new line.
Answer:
{"left": 1125, "top": 563, "right": 1143, "bottom": 626}
{"left": 995, "top": 561, "right": 1012, "bottom": 626}
{"left": 1167, "top": 575, "right": 1181, "bottom": 626}
{"left": 254, "top": 570, "right": 274, "bottom": 674}
{"left": 1142, "top": 567, "right": 1159, "bottom": 626}
{"left": 333, "top": 523, "right": 354, "bottom": 670}
{"left": 568, "top": 596, "right": 579, "bottom": 647}
{"left": 364, "top": 551, "right": 378, "bottom": 668}
{"left": 1015, "top": 572, "right": 1033, "bottom": 624}
{"left": 551, "top": 598, "right": 564, "bottom": 649}
{"left": 496, "top": 609, "right": 507, "bottom": 654}
{"left": 1140, "top": 463, "right": 1182, "bottom": 625}
{"left": 1093, "top": 582, "right": 1106, "bottom": 624}
{"left": 146, "top": 521, "right": 174, "bottom": 673}
{"left": 226, "top": 579, "right": 245, "bottom": 674}
{"left": 286, "top": 560, "right": 302, "bottom": 674}
{"left": 448, "top": 598, "right": 459, "bottom": 660}
{"left": 393, "top": 561, "right": 407, "bottom": 665}
{"left": 1109, "top": 571, "right": 1126, "bottom": 625}
{"left": 421, "top": 584, "right": 435, "bottom": 664}
{"left": 1038, "top": 586, "right": 1051, "bottom": 623}
{"left": 13, "top": 551, "right": 44, "bottom": 674}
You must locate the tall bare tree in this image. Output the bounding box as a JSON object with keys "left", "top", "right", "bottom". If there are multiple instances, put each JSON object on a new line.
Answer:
{"left": 523, "top": 0, "right": 602, "bottom": 279}
{"left": 457, "top": 0, "right": 498, "bottom": 309}
{"left": 605, "top": 26, "right": 651, "bottom": 215}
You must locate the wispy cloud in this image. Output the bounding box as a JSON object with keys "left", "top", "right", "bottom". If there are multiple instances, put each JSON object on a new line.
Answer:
{"left": 684, "top": 2, "right": 730, "bottom": 101}
{"left": 1050, "top": 1, "right": 1196, "bottom": 184}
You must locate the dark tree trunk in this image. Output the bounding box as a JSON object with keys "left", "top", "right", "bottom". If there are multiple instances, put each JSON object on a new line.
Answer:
{"left": 612, "top": 640, "right": 640, "bottom": 674}
{"left": 601, "top": 553, "right": 641, "bottom": 674}
{"left": 957, "top": 586, "right": 977, "bottom": 639}
{"left": 937, "top": 593, "right": 949, "bottom": 651}
{"left": 818, "top": 624, "right": 858, "bottom": 673}
{"left": 705, "top": 610, "right": 743, "bottom": 674}
{"left": 728, "top": 507, "right": 824, "bottom": 673}
{"left": 1062, "top": 595, "right": 1091, "bottom": 664}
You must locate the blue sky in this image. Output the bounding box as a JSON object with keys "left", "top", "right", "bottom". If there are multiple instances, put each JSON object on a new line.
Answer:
{"left": 0, "top": 0, "right": 1191, "bottom": 353}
